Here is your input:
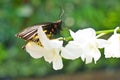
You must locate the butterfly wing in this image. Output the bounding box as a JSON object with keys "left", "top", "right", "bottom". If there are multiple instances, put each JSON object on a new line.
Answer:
{"left": 16, "top": 20, "right": 62, "bottom": 49}
{"left": 16, "top": 26, "right": 39, "bottom": 41}
{"left": 16, "top": 20, "right": 62, "bottom": 41}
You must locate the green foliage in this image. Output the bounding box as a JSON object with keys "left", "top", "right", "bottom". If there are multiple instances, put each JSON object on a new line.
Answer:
{"left": 0, "top": 0, "right": 120, "bottom": 78}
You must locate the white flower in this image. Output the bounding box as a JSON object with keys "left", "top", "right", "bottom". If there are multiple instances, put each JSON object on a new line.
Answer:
{"left": 25, "top": 26, "right": 63, "bottom": 70}
{"left": 64, "top": 28, "right": 106, "bottom": 64}
{"left": 104, "top": 27, "right": 120, "bottom": 58}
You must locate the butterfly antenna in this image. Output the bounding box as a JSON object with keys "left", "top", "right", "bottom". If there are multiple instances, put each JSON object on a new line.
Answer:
{"left": 59, "top": 8, "right": 64, "bottom": 20}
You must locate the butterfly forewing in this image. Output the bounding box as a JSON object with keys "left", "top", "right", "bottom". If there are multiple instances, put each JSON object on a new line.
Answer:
{"left": 16, "top": 26, "right": 39, "bottom": 41}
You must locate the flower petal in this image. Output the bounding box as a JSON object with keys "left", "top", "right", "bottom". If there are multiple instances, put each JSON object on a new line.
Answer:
{"left": 61, "top": 41, "right": 82, "bottom": 59}
{"left": 81, "top": 42, "right": 101, "bottom": 64}
{"left": 49, "top": 39, "right": 63, "bottom": 48}
{"left": 96, "top": 39, "right": 107, "bottom": 48}
{"left": 37, "top": 26, "right": 50, "bottom": 48}
{"left": 25, "top": 41, "right": 44, "bottom": 58}
{"left": 70, "top": 28, "right": 96, "bottom": 42}
{"left": 104, "top": 33, "right": 120, "bottom": 58}
{"left": 43, "top": 48, "right": 60, "bottom": 63}
{"left": 75, "top": 28, "right": 96, "bottom": 37}
{"left": 52, "top": 54, "right": 63, "bottom": 70}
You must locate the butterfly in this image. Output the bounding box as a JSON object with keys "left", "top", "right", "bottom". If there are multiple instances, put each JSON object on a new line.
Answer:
{"left": 16, "top": 20, "right": 62, "bottom": 47}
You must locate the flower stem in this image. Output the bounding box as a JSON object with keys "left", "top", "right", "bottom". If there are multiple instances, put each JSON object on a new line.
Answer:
{"left": 96, "top": 27, "right": 120, "bottom": 35}
{"left": 96, "top": 29, "right": 114, "bottom": 35}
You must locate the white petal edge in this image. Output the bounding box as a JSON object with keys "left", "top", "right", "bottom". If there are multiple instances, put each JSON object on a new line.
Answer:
{"left": 37, "top": 26, "right": 50, "bottom": 48}
{"left": 81, "top": 42, "right": 101, "bottom": 64}
{"left": 43, "top": 48, "right": 60, "bottom": 63}
{"left": 70, "top": 28, "right": 96, "bottom": 42}
{"left": 96, "top": 39, "right": 108, "bottom": 48}
{"left": 25, "top": 42, "right": 44, "bottom": 59}
{"left": 104, "top": 33, "right": 120, "bottom": 58}
{"left": 49, "top": 39, "right": 63, "bottom": 48}
{"left": 61, "top": 41, "right": 82, "bottom": 60}
{"left": 52, "top": 54, "right": 63, "bottom": 70}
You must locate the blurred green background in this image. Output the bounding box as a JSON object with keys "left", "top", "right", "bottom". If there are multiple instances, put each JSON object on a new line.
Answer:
{"left": 0, "top": 0, "right": 120, "bottom": 79}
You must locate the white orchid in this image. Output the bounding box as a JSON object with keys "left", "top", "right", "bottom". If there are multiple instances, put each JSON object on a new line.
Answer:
{"left": 25, "top": 26, "right": 63, "bottom": 70}
{"left": 64, "top": 28, "right": 107, "bottom": 64}
{"left": 104, "top": 27, "right": 120, "bottom": 58}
